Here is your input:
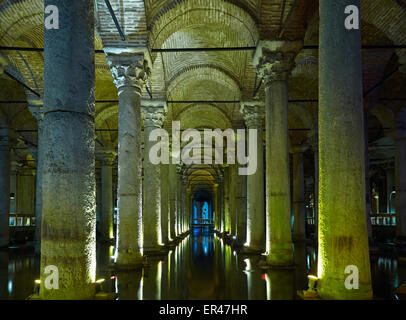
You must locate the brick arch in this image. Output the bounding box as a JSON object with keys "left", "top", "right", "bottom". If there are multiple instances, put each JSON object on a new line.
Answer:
{"left": 149, "top": 0, "right": 259, "bottom": 51}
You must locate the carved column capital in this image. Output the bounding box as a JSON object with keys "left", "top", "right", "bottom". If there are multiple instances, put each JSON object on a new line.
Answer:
{"left": 141, "top": 100, "right": 167, "bottom": 128}
{"left": 240, "top": 101, "right": 265, "bottom": 128}
{"left": 105, "top": 48, "right": 152, "bottom": 94}
{"left": 253, "top": 40, "right": 302, "bottom": 85}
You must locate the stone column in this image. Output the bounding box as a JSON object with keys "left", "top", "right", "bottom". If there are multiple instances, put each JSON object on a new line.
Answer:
{"left": 317, "top": 0, "right": 372, "bottom": 299}
{"left": 169, "top": 164, "right": 177, "bottom": 240}
{"left": 241, "top": 102, "right": 265, "bottom": 252}
{"left": 29, "top": 101, "right": 43, "bottom": 254}
{"left": 395, "top": 107, "right": 406, "bottom": 242}
{"left": 236, "top": 172, "right": 247, "bottom": 245}
{"left": 213, "top": 183, "right": 219, "bottom": 230}
{"left": 100, "top": 151, "right": 116, "bottom": 242}
{"left": 223, "top": 166, "right": 230, "bottom": 234}
{"left": 142, "top": 101, "right": 167, "bottom": 252}
{"left": 0, "top": 128, "right": 10, "bottom": 248}
{"left": 9, "top": 160, "right": 19, "bottom": 214}
{"left": 218, "top": 173, "right": 225, "bottom": 232}
{"left": 106, "top": 49, "right": 151, "bottom": 268}
{"left": 291, "top": 145, "right": 308, "bottom": 241}
{"left": 253, "top": 40, "right": 301, "bottom": 265}
{"left": 229, "top": 165, "right": 237, "bottom": 237}
{"left": 161, "top": 163, "right": 169, "bottom": 245}
{"left": 40, "top": 0, "right": 96, "bottom": 299}
{"left": 181, "top": 175, "right": 187, "bottom": 233}
{"left": 176, "top": 166, "right": 183, "bottom": 235}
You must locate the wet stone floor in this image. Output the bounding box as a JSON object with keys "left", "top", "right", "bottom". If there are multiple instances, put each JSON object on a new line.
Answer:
{"left": 0, "top": 229, "right": 405, "bottom": 300}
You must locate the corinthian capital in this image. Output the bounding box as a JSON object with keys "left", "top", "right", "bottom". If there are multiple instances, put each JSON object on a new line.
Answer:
{"left": 105, "top": 47, "right": 152, "bottom": 93}
{"left": 141, "top": 100, "right": 167, "bottom": 128}
{"left": 253, "top": 40, "right": 302, "bottom": 85}
{"left": 240, "top": 101, "right": 265, "bottom": 128}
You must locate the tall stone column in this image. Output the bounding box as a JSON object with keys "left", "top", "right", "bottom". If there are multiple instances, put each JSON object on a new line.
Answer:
{"left": 0, "top": 128, "right": 10, "bottom": 248}
{"left": 106, "top": 49, "right": 151, "bottom": 268}
{"left": 291, "top": 145, "right": 308, "bottom": 241}
{"left": 9, "top": 160, "right": 19, "bottom": 214}
{"left": 395, "top": 107, "right": 406, "bottom": 242}
{"left": 142, "top": 102, "right": 167, "bottom": 252}
{"left": 229, "top": 165, "right": 237, "bottom": 237}
{"left": 317, "top": 0, "right": 372, "bottom": 299}
{"left": 181, "top": 175, "right": 187, "bottom": 233}
{"left": 241, "top": 102, "right": 265, "bottom": 252}
{"left": 213, "top": 183, "right": 219, "bottom": 230}
{"left": 169, "top": 164, "right": 177, "bottom": 240}
{"left": 223, "top": 166, "right": 230, "bottom": 233}
{"left": 176, "top": 166, "right": 183, "bottom": 235}
{"left": 29, "top": 101, "right": 43, "bottom": 254}
{"left": 254, "top": 40, "right": 301, "bottom": 265}
{"left": 161, "top": 163, "right": 169, "bottom": 245}
{"left": 100, "top": 151, "right": 116, "bottom": 242}
{"left": 40, "top": 0, "right": 96, "bottom": 299}
{"left": 218, "top": 173, "right": 225, "bottom": 232}
{"left": 236, "top": 172, "right": 247, "bottom": 245}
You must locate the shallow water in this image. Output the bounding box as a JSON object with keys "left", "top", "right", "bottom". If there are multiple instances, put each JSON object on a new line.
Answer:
{"left": 0, "top": 229, "right": 405, "bottom": 300}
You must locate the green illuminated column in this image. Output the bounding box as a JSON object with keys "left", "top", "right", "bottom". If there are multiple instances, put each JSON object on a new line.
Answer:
{"left": 142, "top": 102, "right": 167, "bottom": 252}
{"left": 236, "top": 171, "right": 247, "bottom": 245}
{"left": 241, "top": 102, "right": 265, "bottom": 252}
{"left": 106, "top": 49, "right": 151, "bottom": 269}
{"left": 254, "top": 41, "right": 301, "bottom": 266}
{"left": 40, "top": 0, "right": 96, "bottom": 299}
{"left": 317, "top": 0, "right": 372, "bottom": 299}
{"left": 229, "top": 165, "right": 237, "bottom": 237}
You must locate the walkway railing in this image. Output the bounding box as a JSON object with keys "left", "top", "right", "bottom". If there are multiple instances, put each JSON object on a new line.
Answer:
{"left": 191, "top": 218, "right": 214, "bottom": 227}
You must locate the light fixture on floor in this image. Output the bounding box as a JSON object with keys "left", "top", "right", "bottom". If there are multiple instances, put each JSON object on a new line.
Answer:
{"left": 303, "top": 275, "right": 318, "bottom": 298}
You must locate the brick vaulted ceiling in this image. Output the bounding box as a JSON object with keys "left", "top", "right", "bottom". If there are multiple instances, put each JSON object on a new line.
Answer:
{"left": 0, "top": 0, "right": 406, "bottom": 168}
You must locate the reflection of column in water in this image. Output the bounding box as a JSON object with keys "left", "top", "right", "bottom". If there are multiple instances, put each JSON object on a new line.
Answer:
{"left": 143, "top": 260, "right": 162, "bottom": 300}
{"left": 116, "top": 270, "right": 142, "bottom": 300}
{"left": 0, "top": 252, "right": 9, "bottom": 298}
{"left": 266, "top": 269, "right": 295, "bottom": 300}
{"left": 245, "top": 258, "right": 266, "bottom": 300}
{"left": 293, "top": 243, "right": 308, "bottom": 292}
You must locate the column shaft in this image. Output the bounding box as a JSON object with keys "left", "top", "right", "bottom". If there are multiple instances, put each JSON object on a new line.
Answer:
{"left": 101, "top": 164, "right": 113, "bottom": 241}
{"left": 265, "top": 81, "right": 293, "bottom": 264}
{"left": 318, "top": 0, "right": 372, "bottom": 299}
{"left": 40, "top": 0, "right": 96, "bottom": 299}
{"left": 292, "top": 151, "right": 306, "bottom": 241}
{"left": 161, "top": 164, "right": 169, "bottom": 244}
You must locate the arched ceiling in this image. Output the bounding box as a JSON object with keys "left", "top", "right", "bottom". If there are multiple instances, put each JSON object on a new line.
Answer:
{"left": 0, "top": 0, "right": 405, "bottom": 187}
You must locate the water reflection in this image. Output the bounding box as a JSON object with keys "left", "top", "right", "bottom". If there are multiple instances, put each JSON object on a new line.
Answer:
{"left": 1, "top": 231, "right": 406, "bottom": 299}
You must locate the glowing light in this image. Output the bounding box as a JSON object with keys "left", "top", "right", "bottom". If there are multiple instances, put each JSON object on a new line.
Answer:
{"left": 308, "top": 275, "right": 318, "bottom": 281}
{"left": 34, "top": 279, "right": 41, "bottom": 284}
{"left": 244, "top": 258, "right": 251, "bottom": 272}
{"left": 96, "top": 279, "right": 105, "bottom": 284}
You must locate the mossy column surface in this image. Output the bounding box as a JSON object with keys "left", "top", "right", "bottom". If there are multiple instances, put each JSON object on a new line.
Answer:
{"left": 0, "top": 128, "right": 10, "bottom": 248}
{"left": 106, "top": 50, "right": 151, "bottom": 269}
{"left": 40, "top": 0, "right": 96, "bottom": 299}
{"left": 142, "top": 102, "right": 167, "bottom": 252}
{"left": 241, "top": 102, "right": 265, "bottom": 252}
{"left": 254, "top": 41, "right": 301, "bottom": 266}
{"left": 317, "top": 0, "right": 372, "bottom": 299}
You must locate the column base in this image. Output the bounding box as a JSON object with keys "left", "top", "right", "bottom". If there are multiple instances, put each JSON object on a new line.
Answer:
{"left": 143, "top": 246, "right": 166, "bottom": 256}
{"left": 266, "top": 249, "right": 294, "bottom": 267}
{"left": 115, "top": 251, "right": 143, "bottom": 270}
{"left": 240, "top": 246, "right": 264, "bottom": 255}
{"left": 317, "top": 279, "right": 373, "bottom": 300}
